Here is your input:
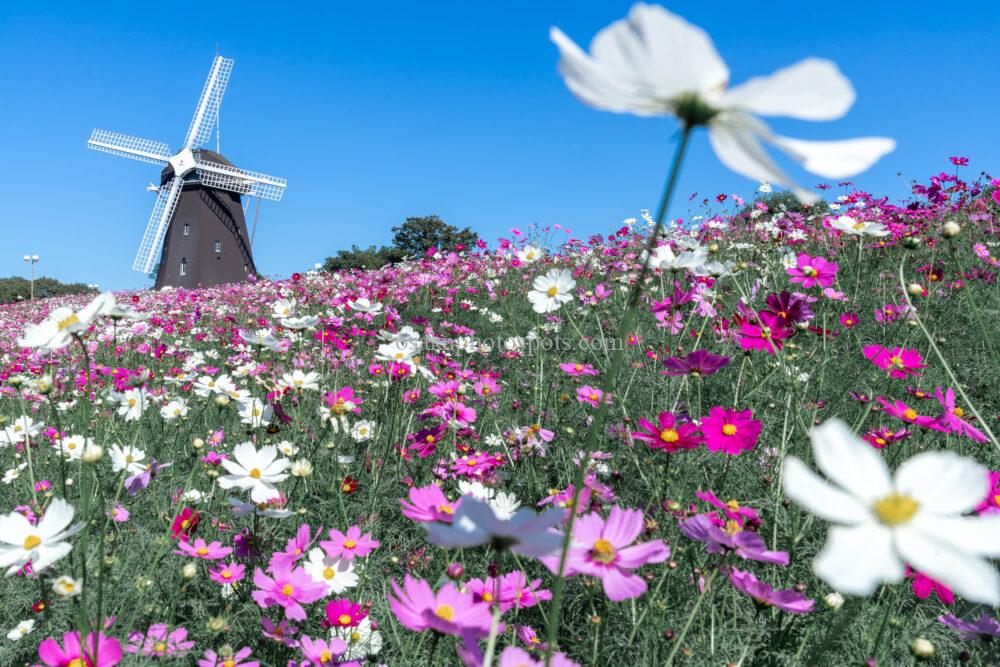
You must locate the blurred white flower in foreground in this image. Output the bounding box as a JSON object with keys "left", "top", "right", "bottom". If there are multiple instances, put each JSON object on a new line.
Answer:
{"left": 783, "top": 418, "right": 1000, "bottom": 604}
{"left": 528, "top": 268, "right": 576, "bottom": 314}
{"left": 0, "top": 498, "right": 83, "bottom": 576}
{"left": 218, "top": 442, "right": 290, "bottom": 503}
{"left": 426, "top": 496, "right": 564, "bottom": 557}
{"left": 550, "top": 3, "right": 895, "bottom": 201}
{"left": 17, "top": 292, "right": 115, "bottom": 349}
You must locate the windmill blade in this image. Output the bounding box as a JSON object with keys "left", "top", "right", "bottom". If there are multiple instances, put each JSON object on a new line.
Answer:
{"left": 133, "top": 176, "right": 184, "bottom": 275}
{"left": 195, "top": 157, "right": 287, "bottom": 202}
{"left": 183, "top": 56, "right": 234, "bottom": 150}
{"left": 88, "top": 129, "right": 171, "bottom": 165}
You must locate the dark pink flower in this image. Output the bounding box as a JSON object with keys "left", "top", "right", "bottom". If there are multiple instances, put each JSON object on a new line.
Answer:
{"left": 630, "top": 412, "right": 702, "bottom": 452}
{"left": 728, "top": 568, "right": 814, "bottom": 614}
{"left": 701, "top": 406, "right": 762, "bottom": 455}
{"left": 863, "top": 344, "right": 926, "bottom": 379}
{"left": 787, "top": 253, "right": 838, "bottom": 288}
{"left": 38, "top": 632, "right": 122, "bottom": 667}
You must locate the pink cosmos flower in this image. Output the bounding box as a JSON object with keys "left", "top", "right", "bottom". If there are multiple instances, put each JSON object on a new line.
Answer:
{"left": 174, "top": 537, "right": 233, "bottom": 560}
{"left": 38, "top": 632, "right": 122, "bottom": 667}
{"left": 432, "top": 400, "right": 477, "bottom": 427}
{"left": 198, "top": 647, "right": 259, "bottom": 667}
{"left": 209, "top": 560, "right": 247, "bottom": 585}
{"left": 261, "top": 617, "right": 299, "bottom": 647}
{"left": 701, "top": 406, "right": 762, "bottom": 455}
{"left": 576, "top": 385, "right": 612, "bottom": 407}
{"left": 466, "top": 571, "right": 552, "bottom": 612}
{"left": 320, "top": 525, "right": 380, "bottom": 561}
{"left": 839, "top": 312, "right": 859, "bottom": 328}
{"left": 252, "top": 563, "right": 327, "bottom": 621}
{"left": 270, "top": 523, "right": 319, "bottom": 570}
{"left": 498, "top": 646, "right": 579, "bottom": 667}
{"left": 473, "top": 377, "right": 501, "bottom": 397}
{"left": 863, "top": 345, "right": 927, "bottom": 379}
{"left": 976, "top": 471, "right": 1000, "bottom": 515}
{"left": 876, "top": 398, "right": 941, "bottom": 429}
{"left": 786, "top": 253, "right": 838, "bottom": 288}
{"left": 543, "top": 507, "right": 670, "bottom": 601}
{"left": 907, "top": 566, "right": 954, "bottom": 605}
{"left": 737, "top": 311, "right": 792, "bottom": 355}
{"left": 933, "top": 386, "right": 987, "bottom": 443}
{"left": 728, "top": 568, "right": 814, "bottom": 614}
{"left": 109, "top": 504, "right": 130, "bottom": 523}
{"left": 679, "top": 514, "right": 789, "bottom": 565}
{"left": 695, "top": 490, "right": 759, "bottom": 528}
{"left": 324, "top": 598, "right": 368, "bottom": 629}
{"left": 630, "top": 412, "right": 702, "bottom": 452}
{"left": 126, "top": 624, "right": 195, "bottom": 657}
{"left": 559, "top": 362, "right": 600, "bottom": 377}
{"left": 387, "top": 575, "right": 493, "bottom": 637}
{"left": 400, "top": 484, "right": 461, "bottom": 523}
{"left": 299, "top": 635, "right": 348, "bottom": 665}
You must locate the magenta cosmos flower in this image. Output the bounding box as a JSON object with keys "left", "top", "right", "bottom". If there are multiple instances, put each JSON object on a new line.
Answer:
{"left": 321, "top": 525, "right": 380, "bottom": 561}
{"left": 786, "top": 253, "right": 838, "bottom": 288}
{"left": 543, "top": 507, "right": 670, "bottom": 601}
{"left": 387, "top": 575, "right": 492, "bottom": 637}
{"left": 324, "top": 598, "right": 368, "bottom": 628}
{"left": 559, "top": 362, "right": 600, "bottom": 376}
{"left": 701, "top": 406, "right": 762, "bottom": 455}
{"left": 630, "top": 412, "right": 702, "bottom": 452}
{"left": 660, "top": 349, "right": 730, "bottom": 377}
{"left": 209, "top": 560, "right": 246, "bottom": 585}
{"left": 198, "top": 647, "right": 259, "bottom": 667}
{"left": 126, "top": 624, "right": 194, "bottom": 657}
{"left": 400, "top": 484, "right": 461, "bottom": 523}
{"left": 863, "top": 344, "right": 926, "bottom": 379}
{"left": 876, "top": 397, "right": 941, "bottom": 429}
{"left": 498, "top": 646, "right": 580, "bottom": 667}
{"left": 737, "top": 311, "right": 793, "bottom": 355}
{"left": 934, "top": 386, "right": 987, "bottom": 443}
{"left": 252, "top": 562, "right": 327, "bottom": 621}
{"left": 728, "top": 568, "right": 814, "bottom": 614}
{"left": 38, "top": 632, "right": 122, "bottom": 667}
{"left": 174, "top": 537, "right": 233, "bottom": 560}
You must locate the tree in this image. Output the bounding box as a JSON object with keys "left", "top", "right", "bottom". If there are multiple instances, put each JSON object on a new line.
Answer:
{"left": 0, "top": 276, "right": 96, "bottom": 304}
{"left": 322, "top": 245, "right": 403, "bottom": 272}
{"left": 390, "top": 215, "right": 478, "bottom": 257}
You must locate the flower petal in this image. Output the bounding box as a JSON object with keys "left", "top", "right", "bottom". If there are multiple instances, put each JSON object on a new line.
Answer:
{"left": 602, "top": 506, "right": 644, "bottom": 548}
{"left": 721, "top": 58, "right": 854, "bottom": 121}
{"left": 894, "top": 451, "right": 988, "bottom": 515}
{"left": 809, "top": 418, "right": 891, "bottom": 504}
{"left": 768, "top": 134, "right": 896, "bottom": 179}
{"left": 782, "top": 456, "right": 871, "bottom": 524}
{"left": 910, "top": 514, "right": 1000, "bottom": 557}
{"left": 813, "top": 523, "right": 903, "bottom": 596}
{"left": 896, "top": 525, "right": 1000, "bottom": 606}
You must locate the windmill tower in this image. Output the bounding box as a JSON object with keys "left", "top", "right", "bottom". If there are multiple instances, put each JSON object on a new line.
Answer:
{"left": 87, "top": 56, "right": 287, "bottom": 289}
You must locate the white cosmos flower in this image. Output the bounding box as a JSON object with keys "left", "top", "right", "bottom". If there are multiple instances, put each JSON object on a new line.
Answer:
{"left": 331, "top": 616, "right": 382, "bottom": 660}
{"left": 783, "top": 418, "right": 1000, "bottom": 605}
{"left": 0, "top": 416, "right": 42, "bottom": 446}
{"left": 351, "top": 420, "right": 375, "bottom": 442}
{"left": 640, "top": 243, "right": 707, "bottom": 271}
{"left": 282, "top": 370, "right": 321, "bottom": 392}
{"left": 17, "top": 292, "right": 115, "bottom": 349}
{"left": 108, "top": 444, "right": 147, "bottom": 476}
{"left": 426, "top": 497, "right": 564, "bottom": 557}
{"left": 57, "top": 435, "right": 91, "bottom": 461}
{"left": 517, "top": 245, "right": 544, "bottom": 264}
{"left": 348, "top": 298, "right": 383, "bottom": 315}
{"left": 7, "top": 619, "right": 34, "bottom": 641}
{"left": 218, "top": 442, "right": 290, "bottom": 503}
{"left": 527, "top": 268, "right": 576, "bottom": 314}
{"left": 281, "top": 315, "right": 319, "bottom": 330}
{"left": 237, "top": 398, "right": 272, "bottom": 427}
{"left": 160, "top": 399, "right": 189, "bottom": 421}
{"left": 117, "top": 388, "right": 147, "bottom": 422}
{"left": 830, "top": 214, "right": 890, "bottom": 237}
{"left": 0, "top": 498, "right": 83, "bottom": 576}
{"left": 550, "top": 3, "right": 895, "bottom": 201}
{"left": 303, "top": 547, "right": 358, "bottom": 595}
{"left": 271, "top": 299, "right": 297, "bottom": 319}
{"left": 457, "top": 481, "right": 523, "bottom": 520}
{"left": 227, "top": 497, "right": 294, "bottom": 519}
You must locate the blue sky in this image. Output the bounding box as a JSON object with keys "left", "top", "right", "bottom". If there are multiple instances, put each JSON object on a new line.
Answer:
{"left": 1, "top": 1, "right": 998, "bottom": 291}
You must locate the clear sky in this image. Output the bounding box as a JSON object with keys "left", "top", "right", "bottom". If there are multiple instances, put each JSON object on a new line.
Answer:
{"left": 1, "top": 1, "right": 998, "bottom": 291}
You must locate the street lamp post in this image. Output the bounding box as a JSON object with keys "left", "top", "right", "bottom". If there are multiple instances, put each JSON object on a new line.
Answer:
{"left": 22, "top": 254, "right": 39, "bottom": 300}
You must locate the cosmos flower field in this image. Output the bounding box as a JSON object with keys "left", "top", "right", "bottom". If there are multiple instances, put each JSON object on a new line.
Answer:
{"left": 5, "top": 4, "right": 1000, "bottom": 666}
{"left": 4, "top": 165, "right": 1000, "bottom": 666}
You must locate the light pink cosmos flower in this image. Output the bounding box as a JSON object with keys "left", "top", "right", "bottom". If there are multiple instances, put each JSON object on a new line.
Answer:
{"left": 261, "top": 617, "right": 299, "bottom": 647}
{"left": 252, "top": 563, "right": 327, "bottom": 621}
{"left": 299, "top": 635, "right": 348, "bottom": 665}
{"left": 320, "top": 525, "right": 380, "bottom": 561}
{"left": 198, "top": 647, "right": 259, "bottom": 667}
{"left": 400, "top": 484, "right": 462, "bottom": 524}
{"left": 498, "top": 646, "right": 580, "bottom": 667}
{"left": 728, "top": 568, "right": 814, "bottom": 614}
{"left": 270, "top": 523, "right": 319, "bottom": 570}
{"left": 126, "top": 624, "right": 195, "bottom": 657}
{"left": 38, "top": 632, "right": 122, "bottom": 667}
{"left": 576, "top": 385, "right": 612, "bottom": 407}
{"left": 387, "top": 575, "right": 493, "bottom": 637}
{"left": 787, "top": 253, "right": 838, "bottom": 288}
{"left": 174, "top": 537, "right": 233, "bottom": 560}
{"left": 466, "top": 571, "right": 552, "bottom": 612}
{"left": 863, "top": 344, "right": 927, "bottom": 379}
{"left": 209, "top": 560, "right": 247, "bottom": 585}
{"left": 559, "top": 362, "right": 600, "bottom": 377}
{"left": 542, "top": 507, "right": 670, "bottom": 601}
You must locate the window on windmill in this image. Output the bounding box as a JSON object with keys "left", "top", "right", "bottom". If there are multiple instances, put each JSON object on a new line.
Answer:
{"left": 183, "top": 224, "right": 190, "bottom": 236}
{"left": 180, "top": 259, "right": 187, "bottom": 276}
{"left": 214, "top": 240, "right": 221, "bottom": 253}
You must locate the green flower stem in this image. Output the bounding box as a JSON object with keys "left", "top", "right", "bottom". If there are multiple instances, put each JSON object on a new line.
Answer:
{"left": 544, "top": 124, "right": 693, "bottom": 664}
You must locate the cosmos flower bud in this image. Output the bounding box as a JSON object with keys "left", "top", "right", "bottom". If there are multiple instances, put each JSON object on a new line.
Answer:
{"left": 942, "top": 221, "right": 961, "bottom": 237}
{"left": 910, "top": 637, "right": 934, "bottom": 659}
{"left": 82, "top": 444, "right": 104, "bottom": 463}
{"left": 182, "top": 563, "right": 198, "bottom": 579}
{"left": 192, "top": 437, "right": 205, "bottom": 450}
{"left": 446, "top": 562, "right": 464, "bottom": 580}
{"left": 823, "top": 592, "right": 844, "bottom": 610}
{"left": 52, "top": 576, "right": 81, "bottom": 598}
{"left": 906, "top": 283, "right": 924, "bottom": 296}
{"left": 214, "top": 395, "right": 231, "bottom": 407}
{"left": 901, "top": 236, "right": 922, "bottom": 249}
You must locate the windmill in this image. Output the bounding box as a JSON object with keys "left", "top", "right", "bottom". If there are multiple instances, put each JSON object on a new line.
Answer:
{"left": 87, "top": 56, "right": 287, "bottom": 288}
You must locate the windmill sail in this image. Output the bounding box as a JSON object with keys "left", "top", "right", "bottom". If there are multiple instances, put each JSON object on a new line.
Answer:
{"left": 133, "top": 176, "right": 184, "bottom": 275}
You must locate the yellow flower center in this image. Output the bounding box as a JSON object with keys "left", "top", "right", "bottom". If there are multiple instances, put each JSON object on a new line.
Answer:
{"left": 902, "top": 409, "right": 917, "bottom": 420}
{"left": 873, "top": 493, "right": 920, "bottom": 526}
{"left": 281, "top": 584, "right": 294, "bottom": 596}
{"left": 153, "top": 642, "right": 167, "bottom": 653}
{"left": 67, "top": 661, "right": 85, "bottom": 667}
{"left": 223, "top": 660, "right": 235, "bottom": 667}
{"left": 592, "top": 538, "right": 616, "bottom": 564}
{"left": 125, "top": 454, "right": 134, "bottom": 463}
{"left": 320, "top": 650, "right": 333, "bottom": 662}
{"left": 589, "top": 393, "right": 598, "bottom": 401}
{"left": 57, "top": 314, "right": 80, "bottom": 331}
{"left": 222, "top": 570, "right": 232, "bottom": 580}
{"left": 343, "top": 539, "right": 357, "bottom": 549}
{"left": 575, "top": 364, "right": 583, "bottom": 371}
{"left": 852, "top": 221, "right": 866, "bottom": 230}
{"left": 435, "top": 604, "right": 455, "bottom": 621}
{"left": 438, "top": 504, "right": 455, "bottom": 515}
{"left": 724, "top": 520, "right": 743, "bottom": 536}
{"left": 721, "top": 424, "right": 738, "bottom": 436}
{"left": 466, "top": 459, "right": 477, "bottom": 466}
{"left": 323, "top": 567, "right": 335, "bottom": 580}
{"left": 953, "top": 407, "right": 965, "bottom": 418}
{"left": 338, "top": 613, "right": 352, "bottom": 626}
{"left": 196, "top": 547, "right": 209, "bottom": 555}
{"left": 659, "top": 429, "right": 679, "bottom": 443}
{"left": 249, "top": 468, "right": 262, "bottom": 479}
{"left": 889, "top": 356, "right": 903, "bottom": 367}
{"left": 351, "top": 631, "right": 362, "bottom": 643}
{"left": 802, "top": 266, "right": 817, "bottom": 277}
{"left": 546, "top": 286, "right": 558, "bottom": 297}
{"left": 23, "top": 534, "right": 42, "bottom": 550}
